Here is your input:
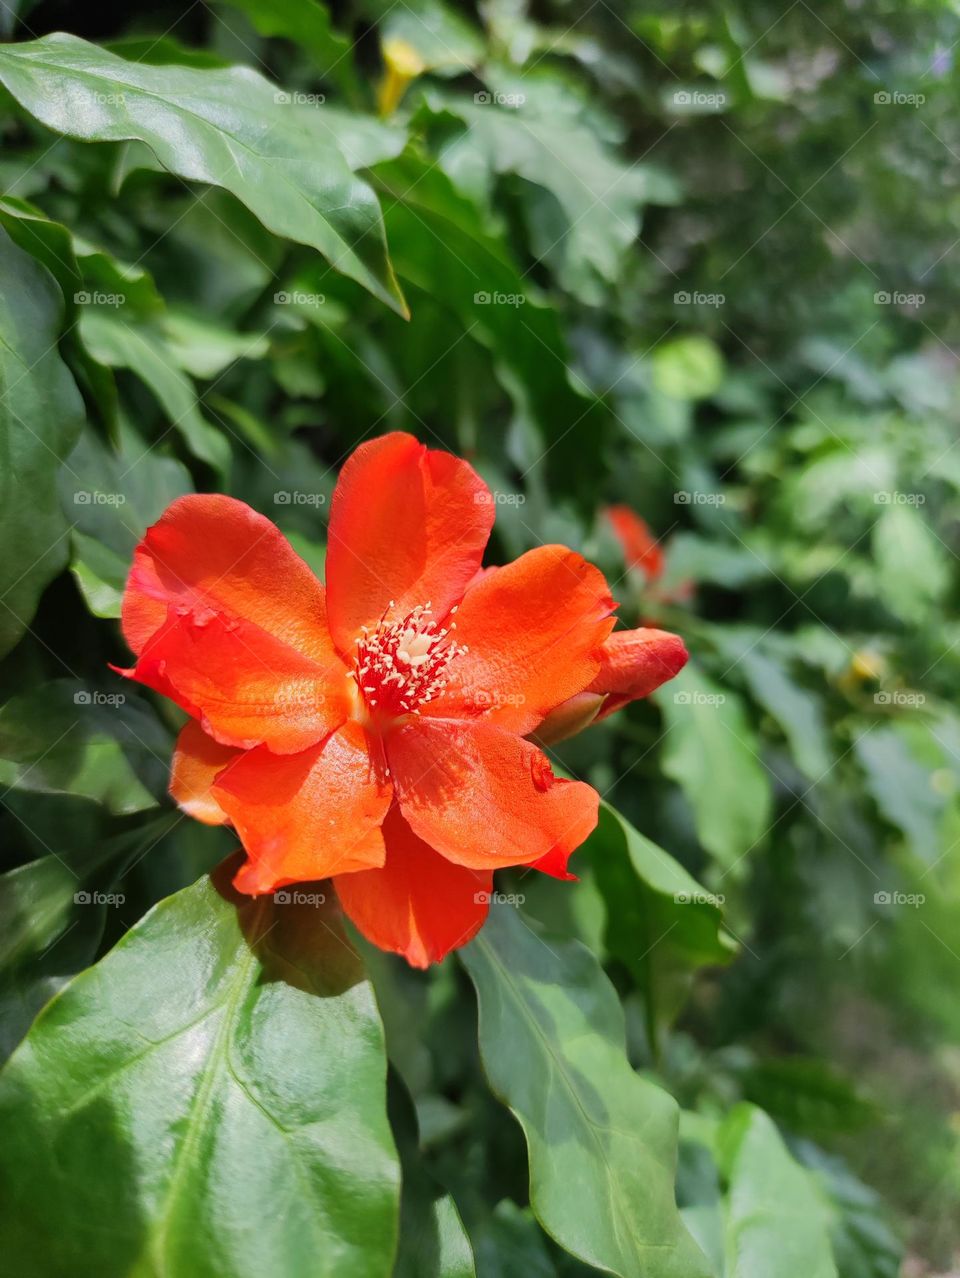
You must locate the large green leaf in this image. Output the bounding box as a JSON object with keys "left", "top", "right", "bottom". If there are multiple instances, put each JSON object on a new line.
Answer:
{"left": 0, "top": 859, "right": 400, "bottom": 1277}
{"left": 656, "top": 663, "right": 772, "bottom": 873}
{"left": 586, "top": 801, "right": 735, "bottom": 1042}
{"left": 0, "top": 34, "right": 407, "bottom": 315}
{"left": 460, "top": 905, "right": 710, "bottom": 1278}
{"left": 717, "top": 1105, "right": 838, "bottom": 1278}
{"left": 0, "top": 225, "right": 85, "bottom": 658}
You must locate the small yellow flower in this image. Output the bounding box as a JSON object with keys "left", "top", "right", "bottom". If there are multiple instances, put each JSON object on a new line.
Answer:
{"left": 377, "top": 37, "right": 425, "bottom": 117}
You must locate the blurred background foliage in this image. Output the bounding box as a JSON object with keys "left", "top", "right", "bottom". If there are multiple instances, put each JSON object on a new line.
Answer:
{"left": 1, "top": 0, "right": 959, "bottom": 1273}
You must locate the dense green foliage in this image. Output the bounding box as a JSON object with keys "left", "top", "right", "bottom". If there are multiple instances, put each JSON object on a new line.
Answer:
{"left": 1, "top": 0, "right": 958, "bottom": 1273}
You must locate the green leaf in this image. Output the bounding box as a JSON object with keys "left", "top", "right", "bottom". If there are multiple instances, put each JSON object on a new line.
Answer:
{"left": 726, "top": 641, "right": 832, "bottom": 781}
{"left": 651, "top": 336, "right": 725, "bottom": 400}
{"left": 0, "top": 225, "right": 85, "bottom": 658}
{"left": 391, "top": 1078, "right": 475, "bottom": 1278}
{"left": 0, "top": 859, "right": 400, "bottom": 1277}
{"left": 471, "top": 1200, "right": 558, "bottom": 1278}
{"left": 460, "top": 904, "right": 710, "bottom": 1278}
{"left": 586, "top": 801, "right": 735, "bottom": 1040}
{"left": 739, "top": 1057, "right": 878, "bottom": 1139}
{"left": 797, "top": 1143, "right": 903, "bottom": 1278}
{"left": 855, "top": 723, "right": 946, "bottom": 864}
{"left": 0, "top": 195, "right": 83, "bottom": 306}
{"left": 217, "top": 0, "right": 361, "bottom": 97}
{"left": 656, "top": 664, "right": 773, "bottom": 872}
{"left": 422, "top": 87, "right": 656, "bottom": 299}
{"left": 0, "top": 815, "right": 177, "bottom": 1062}
{"left": 373, "top": 150, "right": 609, "bottom": 492}
{"left": 0, "top": 33, "right": 407, "bottom": 316}
{"left": 60, "top": 418, "right": 193, "bottom": 615}
{"left": 162, "top": 308, "right": 270, "bottom": 379}
{"left": 379, "top": 0, "right": 484, "bottom": 73}
{"left": 872, "top": 503, "right": 949, "bottom": 622}
{"left": 717, "top": 1105, "right": 838, "bottom": 1278}
{"left": 0, "top": 679, "right": 171, "bottom": 815}
{"left": 78, "top": 310, "right": 231, "bottom": 472}
{"left": 61, "top": 418, "right": 193, "bottom": 557}
{"left": 0, "top": 828, "right": 138, "bottom": 974}
{"left": 397, "top": 1191, "right": 475, "bottom": 1278}
{"left": 69, "top": 533, "right": 127, "bottom": 617}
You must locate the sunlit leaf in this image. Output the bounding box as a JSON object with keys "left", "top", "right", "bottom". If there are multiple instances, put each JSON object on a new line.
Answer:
{"left": 0, "top": 34, "right": 407, "bottom": 315}
{"left": 0, "top": 861, "right": 401, "bottom": 1277}
{"left": 461, "top": 905, "right": 710, "bottom": 1278}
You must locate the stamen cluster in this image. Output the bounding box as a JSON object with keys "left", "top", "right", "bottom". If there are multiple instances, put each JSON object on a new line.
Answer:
{"left": 351, "top": 602, "right": 465, "bottom": 717}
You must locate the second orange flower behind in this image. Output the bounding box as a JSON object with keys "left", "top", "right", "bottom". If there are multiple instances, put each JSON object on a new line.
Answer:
{"left": 118, "top": 433, "right": 687, "bottom": 966}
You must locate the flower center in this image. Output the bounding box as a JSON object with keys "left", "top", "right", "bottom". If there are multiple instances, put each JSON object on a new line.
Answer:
{"left": 350, "top": 602, "right": 465, "bottom": 720}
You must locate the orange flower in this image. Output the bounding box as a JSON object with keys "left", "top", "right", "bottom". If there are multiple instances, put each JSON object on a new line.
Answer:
{"left": 605, "top": 505, "right": 665, "bottom": 583}
{"left": 118, "top": 433, "right": 687, "bottom": 966}
{"left": 604, "top": 503, "right": 695, "bottom": 609}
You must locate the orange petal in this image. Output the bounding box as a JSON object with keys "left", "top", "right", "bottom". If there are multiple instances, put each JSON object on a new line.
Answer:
{"left": 389, "top": 718, "right": 599, "bottom": 870}
{"left": 589, "top": 627, "right": 688, "bottom": 719}
{"left": 169, "top": 720, "right": 240, "bottom": 824}
{"left": 335, "top": 806, "right": 492, "bottom": 968}
{"left": 215, "top": 721, "right": 391, "bottom": 894}
{"left": 325, "top": 432, "right": 494, "bottom": 653}
{"left": 120, "top": 495, "right": 350, "bottom": 751}
{"left": 426, "top": 545, "right": 615, "bottom": 734}
{"left": 529, "top": 846, "right": 579, "bottom": 881}
{"left": 122, "top": 494, "right": 337, "bottom": 663}
{"left": 130, "top": 610, "right": 347, "bottom": 753}
{"left": 605, "top": 505, "right": 665, "bottom": 581}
